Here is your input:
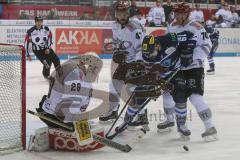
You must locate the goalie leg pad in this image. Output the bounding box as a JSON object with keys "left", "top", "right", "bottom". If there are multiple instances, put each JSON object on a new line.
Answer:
{"left": 28, "top": 127, "right": 49, "bottom": 152}
{"left": 48, "top": 125, "right": 105, "bottom": 152}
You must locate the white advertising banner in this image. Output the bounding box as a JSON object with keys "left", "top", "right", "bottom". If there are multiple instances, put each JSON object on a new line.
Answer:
{"left": 0, "top": 24, "right": 240, "bottom": 57}
{"left": 218, "top": 28, "right": 240, "bottom": 55}
{"left": 0, "top": 20, "right": 114, "bottom": 27}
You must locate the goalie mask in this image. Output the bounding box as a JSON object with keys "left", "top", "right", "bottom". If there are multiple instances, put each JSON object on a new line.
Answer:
{"left": 78, "top": 52, "right": 103, "bottom": 82}
{"left": 142, "top": 35, "right": 160, "bottom": 60}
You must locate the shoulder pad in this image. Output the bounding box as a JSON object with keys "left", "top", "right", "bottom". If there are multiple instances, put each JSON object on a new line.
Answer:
{"left": 126, "top": 20, "right": 143, "bottom": 32}
{"left": 27, "top": 26, "right": 35, "bottom": 34}
{"left": 189, "top": 21, "right": 203, "bottom": 30}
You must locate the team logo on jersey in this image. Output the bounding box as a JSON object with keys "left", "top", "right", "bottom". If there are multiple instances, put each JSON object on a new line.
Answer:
{"left": 165, "top": 47, "right": 176, "bottom": 54}
{"left": 80, "top": 104, "right": 88, "bottom": 112}
{"left": 187, "top": 79, "right": 196, "bottom": 88}
{"left": 177, "top": 35, "right": 187, "bottom": 41}
{"left": 44, "top": 102, "right": 51, "bottom": 110}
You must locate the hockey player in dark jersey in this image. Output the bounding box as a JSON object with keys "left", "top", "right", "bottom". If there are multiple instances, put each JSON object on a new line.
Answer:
{"left": 24, "top": 16, "right": 61, "bottom": 79}
{"left": 205, "top": 23, "right": 220, "bottom": 74}
{"left": 167, "top": 3, "right": 218, "bottom": 141}
{"left": 113, "top": 31, "right": 196, "bottom": 136}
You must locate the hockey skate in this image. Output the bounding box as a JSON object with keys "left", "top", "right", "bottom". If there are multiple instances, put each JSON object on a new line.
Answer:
{"left": 128, "top": 109, "right": 150, "bottom": 131}
{"left": 178, "top": 125, "right": 191, "bottom": 141}
{"left": 99, "top": 110, "right": 118, "bottom": 124}
{"left": 202, "top": 127, "right": 218, "bottom": 142}
{"left": 206, "top": 68, "right": 215, "bottom": 75}
{"left": 157, "top": 120, "right": 175, "bottom": 133}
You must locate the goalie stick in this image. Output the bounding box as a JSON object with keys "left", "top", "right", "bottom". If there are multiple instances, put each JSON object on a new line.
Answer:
{"left": 27, "top": 109, "right": 138, "bottom": 152}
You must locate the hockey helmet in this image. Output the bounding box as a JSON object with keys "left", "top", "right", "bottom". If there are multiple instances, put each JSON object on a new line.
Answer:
{"left": 172, "top": 3, "right": 191, "bottom": 13}
{"left": 35, "top": 16, "right": 43, "bottom": 21}
{"left": 142, "top": 35, "right": 160, "bottom": 59}
{"left": 115, "top": 0, "right": 131, "bottom": 11}
{"left": 115, "top": 0, "right": 131, "bottom": 24}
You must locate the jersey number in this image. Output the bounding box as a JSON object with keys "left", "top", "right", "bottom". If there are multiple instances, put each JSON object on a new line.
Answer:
{"left": 201, "top": 32, "right": 209, "bottom": 40}
{"left": 71, "top": 83, "right": 81, "bottom": 91}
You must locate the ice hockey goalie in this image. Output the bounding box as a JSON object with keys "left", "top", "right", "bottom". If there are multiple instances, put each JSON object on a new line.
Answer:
{"left": 28, "top": 52, "right": 106, "bottom": 152}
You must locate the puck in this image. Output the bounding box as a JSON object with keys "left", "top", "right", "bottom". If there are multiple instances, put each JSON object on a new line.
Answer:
{"left": 183, "top": 145, "right": 189, "bottom": 151}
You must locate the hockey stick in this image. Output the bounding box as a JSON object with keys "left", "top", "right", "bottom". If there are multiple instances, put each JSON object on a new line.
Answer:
{"left": 106, "top": 68, "right": 180, "bottom": 140}
{"left": 166, "top": 68, "right": 180, "bottom": 84}
{"left": 105, "top": 92, "right": 135, "bottom": 137}
{"left": 106, "top": 98, "right": 151, "bottom": 140}
{"left": 27, "top": 109, "right": 133, "bottom": 152}
{"left": 27, "top": 109, "right": 74, "bottom": 130}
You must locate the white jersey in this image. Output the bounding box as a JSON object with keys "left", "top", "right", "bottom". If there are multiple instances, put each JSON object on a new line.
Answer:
{"left": 168, "top": 20, "right": 212, "bottom": 70}
{"left": 147, "top": 6, "right": 165, "bottom": 26}
{"left": 190, "top": 10, "right": 204, "bottom": 23}
{"left": 42, "top": 63, "right": 92, "bottom": 120}
{"left": 112, "top": 19, "right": 145, "bottom": 62}
{"left": 232, "top": 12, "right": 239, "bottom": 24}
{"left": 215, "top": 9, "right": 233, "bottom": 27}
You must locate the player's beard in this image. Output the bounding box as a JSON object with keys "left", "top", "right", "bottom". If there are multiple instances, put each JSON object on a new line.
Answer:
{"left": 176, "top": 13, "right": 189, "bottom": 26}
{"left": 117, "top": 18, "right": 129, "bottom": 27}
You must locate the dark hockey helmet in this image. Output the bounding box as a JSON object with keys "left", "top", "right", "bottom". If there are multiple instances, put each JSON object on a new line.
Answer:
{"left": 35, "top": 16, "right": 43, "bottom": 21}
{"left": 142, "top": 35, "right": 159, "bottom": 59}
{"left": 172, "top": 2, "right": 191, "bottom": 13}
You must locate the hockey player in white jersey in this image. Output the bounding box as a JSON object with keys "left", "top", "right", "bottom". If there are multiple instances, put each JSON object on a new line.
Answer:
{"left": 230, "top": 6, "right": 239, "bottom": 28}
{"left": 189, "top": 3, "right": 204, "bottom": 24}
{"left": 147, "top": 0, "right": 166, "bottom": 27}
{"left": 99, "top": 0, "right": 146, "bottom": 124}
{"left": 28, "top": 53, "right": 106, "bottom": 152}
{"left": 164, "top": 2, "right": 218, "bottom": 141}
{"left": 214, "top": 2, "right": 233, "bottom": 28}
{"left": 36, "top": 55, "right": 101, "bottom": 126}
{"left": 205, "top": 21, "right": 220, "bottom": 74}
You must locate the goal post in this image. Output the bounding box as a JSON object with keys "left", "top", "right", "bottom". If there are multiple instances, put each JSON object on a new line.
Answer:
{"left": 0, "top": 43, "right": 26, "bottom": 154}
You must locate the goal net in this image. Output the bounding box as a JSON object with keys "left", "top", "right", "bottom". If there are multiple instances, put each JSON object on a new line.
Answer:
{"left": 0, "top": 44, "right": 26, "bottom": 154}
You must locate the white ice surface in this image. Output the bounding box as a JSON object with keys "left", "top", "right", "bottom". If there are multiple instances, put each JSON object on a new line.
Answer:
{"left": 1, "top": 57, "right": 240, "bottom": 160}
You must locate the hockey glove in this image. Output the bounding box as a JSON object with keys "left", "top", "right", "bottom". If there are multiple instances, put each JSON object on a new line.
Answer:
{"left": 112, "top": 50, "right": 128, "bottom": 64}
